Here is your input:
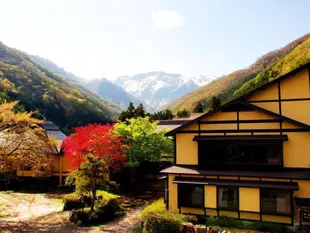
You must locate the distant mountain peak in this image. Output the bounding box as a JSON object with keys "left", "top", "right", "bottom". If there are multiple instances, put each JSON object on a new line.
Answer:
{"left": 114, "top": 71, "right": 212, "bottom": 109}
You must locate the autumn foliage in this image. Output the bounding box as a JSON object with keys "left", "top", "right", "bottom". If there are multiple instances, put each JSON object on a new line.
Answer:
{"left": 62, "top": 124, "right": 126, "bottom": 170}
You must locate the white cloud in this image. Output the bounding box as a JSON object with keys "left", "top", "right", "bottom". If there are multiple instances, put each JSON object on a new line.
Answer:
{"left": 152, "top": 9, "right": 185, "bottom": 30}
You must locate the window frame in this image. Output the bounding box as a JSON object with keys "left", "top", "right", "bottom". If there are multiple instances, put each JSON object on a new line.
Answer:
{"left": 177, "top": 184, "right": 204, "bottom": 209}
{"left": 198, "top": 140, "right": 284, "bottom": 171}
{"left": 260, "top": 189, "right": 292, "bottom": 216}
{"left": 217, "top": 186, "right": 239, "bottom": 211}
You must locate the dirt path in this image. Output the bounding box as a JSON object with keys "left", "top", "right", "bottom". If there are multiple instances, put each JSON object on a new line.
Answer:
{"left": 0, "top": 192, "right": 152, "bottom": 233}
{"left": 0, "top": 192, "right": 63, "bottom": 221}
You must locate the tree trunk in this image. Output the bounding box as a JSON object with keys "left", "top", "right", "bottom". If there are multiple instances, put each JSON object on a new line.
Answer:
{"left": 90, "top": 171, "right": 97, "bottom": 211}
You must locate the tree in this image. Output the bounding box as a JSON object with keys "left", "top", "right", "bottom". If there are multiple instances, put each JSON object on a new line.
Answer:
{"left": 0, "top": 101, "right": 55, "bottom": 179}
{"left": 65, "top": 154, "right": 108, "bottom": 211}
{"left": 150, "top": 109, "right": 174, "bottom": 120}
{"left": 193, "top": 102, "right": 204, "bottom": 113}
{"left": 135, "top": 103, "right": 146, "bottom": 118}
{"left": 127, "top": 102, "right": 135, "bottom": 117}
{"left": 114, "top": 117, "right": 173, "bottom": 167}
{"left": 62, "top": 124, "right": 126, "bottom": 170}
{"left": 208, "top": 96, "right": 221, "bottom": 111}
{"left": 118, "top": 102, "right": 136, "bottom": 121}
{"left": 176, "top": 109, "right": 190, "bottom": 118}
{"left": 118, "top": 111, "right": 130, "bottom": 122}
{"left": 62, "top": 124, "right": 126, "bottom": 211}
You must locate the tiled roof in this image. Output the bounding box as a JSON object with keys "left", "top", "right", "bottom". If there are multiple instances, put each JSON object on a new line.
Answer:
{"left": 43, "top": 121, "right": 67, "bottom": 153}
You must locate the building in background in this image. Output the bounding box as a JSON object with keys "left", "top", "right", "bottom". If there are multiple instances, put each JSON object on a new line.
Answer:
{"left": 17, "top": 121, "right": 70, "bottom": 185}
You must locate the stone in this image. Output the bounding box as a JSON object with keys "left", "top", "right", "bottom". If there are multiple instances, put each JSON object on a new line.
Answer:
{"left": 68, "top": 210, "right": 78, "bottom": 224}
{"left": 195, "top": 225, "right": 207, "bottom": 233}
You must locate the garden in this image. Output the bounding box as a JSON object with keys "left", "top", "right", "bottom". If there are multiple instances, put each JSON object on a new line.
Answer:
{"left": 0, "top": 102, "right": 173, "bottom": 232}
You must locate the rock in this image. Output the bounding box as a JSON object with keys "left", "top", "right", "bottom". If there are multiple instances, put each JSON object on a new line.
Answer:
{"left": 195, "top": 225, "right": 207, "bottom": 233}
{"left": 209, "top": 228, "right": 220, "bottom": 233}
{"left": 69, "top": 210, "right": 78, "bottom": 224}
{"left": 184, "top": 223, "right": 195, "bottom": 233}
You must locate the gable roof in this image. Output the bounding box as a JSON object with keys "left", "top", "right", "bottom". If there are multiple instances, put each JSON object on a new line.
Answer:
{"left": 42, "top": 121, "right": 67, "bottom": 153}
{"left": 166, "top": 62, "right": 310, "bottom": 136}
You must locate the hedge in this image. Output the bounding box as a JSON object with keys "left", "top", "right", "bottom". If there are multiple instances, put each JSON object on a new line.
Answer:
{"left": 199, "top": 216, "right": 295, "bottom": 233}
{"left": 142, "top": 199, "right": 196, "bottom": 233}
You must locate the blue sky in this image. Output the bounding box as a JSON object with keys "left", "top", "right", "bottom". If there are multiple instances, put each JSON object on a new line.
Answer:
{"left": 0, "top": 0, "right": 309, "bottom": 80}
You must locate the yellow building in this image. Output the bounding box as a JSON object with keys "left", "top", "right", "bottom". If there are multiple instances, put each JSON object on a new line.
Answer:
{"left": 17, "top": 121, "right": 71, "bottom": 185}
{"left": 161, "top": 63, "right": 310, "bottom": 226}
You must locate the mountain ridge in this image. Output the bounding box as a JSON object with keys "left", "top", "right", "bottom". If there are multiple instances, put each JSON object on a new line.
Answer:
{"left": 86, "top": 77, "right": 154, "bottom": 111}
{"left": 166, "top": 33, "right": 310, "bottom": 113}
{"left": 0, "top": 41, "right": 120, "bottom": 133}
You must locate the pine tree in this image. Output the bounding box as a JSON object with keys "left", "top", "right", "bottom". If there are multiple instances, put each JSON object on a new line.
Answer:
{"left": 208, "top": 96, "right": 221, "bottom": 111}
{"left": 177, "top": 109, "right": 190, "bottom": 118}
{"left": 118, "top": 102, "right": 136, "bottom": 121}
{"left": 135, "top": 103, "right": 146, "bottom": 118}
{"left": 193, "top": 102, "right": 204, "bottom": 113}
{"left": 127, "top": 102, "right": 135, "bottom": 117}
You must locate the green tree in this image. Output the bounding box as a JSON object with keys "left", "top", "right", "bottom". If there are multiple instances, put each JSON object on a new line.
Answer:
{"left": 118, "top": 102, "right": 136, "bottom": 121}
{"left": 135, "top": 103, "right": 146, "bottom": 118}
{"left": 208, "top": 96, "right": 221, "bottom": 111}
{"left": 193, "top": 102, "right": 204, "bottom": 113}
{"left": 127, "top": 102, "right": 135, "bottom": 117}
{"left": 65, "top": 154, "right": 108, "bottom": 211}
{"left": 118, "top": 110, "right": 130, "bottom": 122}
{"left": 176, "top": 109, "right": 190, "bottom": 118}
{"left": 150, "top": 109, "right": 174, "bottom": 120}
{"left": 114, "top": 117, "right": 173, "bottom": 167}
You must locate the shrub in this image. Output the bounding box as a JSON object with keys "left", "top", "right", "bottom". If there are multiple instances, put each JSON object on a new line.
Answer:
{"left": 69, "top": 198, "right": 124, "bottom": 226}
{"left": 205, "top": 216, "right": 244, "bottom": 229}
{"left": 142, "top": 199, "right": 195, "bottom": 233}
{"left": 245, "top": 221, "right": 294, "bottom": 233}
{"left": 203, "top": 216, "right": 294, "bottom": 233}
{"left": 131, "top": 225, "right": 143, "bottom": 233}
{"left": 63, "top": 190, "right": 119, "bottom": 211}
{"left": 141, "top": 198, "right": 166, "bottom": 221}
{"left": 63, "top": 193, "right": 86, "bottom": 210}
{"left": 143, "top": 211, "right": 185, "bottom": 233}
{"left": 96, "top": 190, "right": 119, "bottom": 200}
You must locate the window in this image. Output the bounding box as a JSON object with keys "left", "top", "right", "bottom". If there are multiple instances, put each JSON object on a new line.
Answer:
{"left": 178, "top": 184, "right": 204, "bottom": 208}
{"left": 261, "top": 189, "right": 291, "bottom": 215}
{"left": 198, "top": 140, "right": 283, "bottom": 170}
{"left": 218, "top": 187, "right": 239, "bottom": 210}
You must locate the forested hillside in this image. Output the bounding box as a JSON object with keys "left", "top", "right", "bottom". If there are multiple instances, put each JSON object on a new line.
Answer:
{"left": 168, "top": 34, "right": 310, "bottom": 113}
{"left": 0, "top": 42, "right": 120, "bottom": 133}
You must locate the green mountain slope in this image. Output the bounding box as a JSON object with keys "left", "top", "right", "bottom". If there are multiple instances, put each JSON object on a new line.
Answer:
{"left": 28, "top": 54, "right": 122, "bottom": 112}
{"left": 167, "top": 34, "right": 310, "bottom": 113}
{"left": 234, "top": 37, "right": 310, "bottom": 97}
{"left": 0, "top": 41, "right": 121, "bottom": 133}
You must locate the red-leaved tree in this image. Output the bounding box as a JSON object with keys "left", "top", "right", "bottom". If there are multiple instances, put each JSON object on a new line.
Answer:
{"left": 62, "top": 124, "right": 126, "bottom": 170}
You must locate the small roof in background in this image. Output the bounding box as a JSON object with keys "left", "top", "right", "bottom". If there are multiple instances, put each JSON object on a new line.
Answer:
{"left": 156, "top": 113, "right": 204, "bottom": 133}
{"left": 42, "top": 121, "right": 59, "bottom": 131}
{"left": 42, "top": 121, "right": 67, "bottom": 153}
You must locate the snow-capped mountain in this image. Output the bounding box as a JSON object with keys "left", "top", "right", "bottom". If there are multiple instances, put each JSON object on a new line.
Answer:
{"left": 86, "top": 78, "right": 154, "bottom": 112}
{"left": 114, "top": 71, "right": 212, "bottom": 109}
